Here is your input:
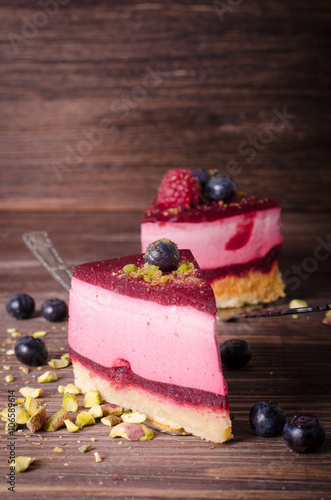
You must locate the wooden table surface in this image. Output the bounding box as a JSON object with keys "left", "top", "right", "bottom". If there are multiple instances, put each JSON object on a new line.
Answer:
{"left": 0, "top": 211, "right": 330, "bottom": 499}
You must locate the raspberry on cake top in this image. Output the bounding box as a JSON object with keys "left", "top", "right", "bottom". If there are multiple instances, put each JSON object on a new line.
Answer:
{"left": 141, "top": 169, "right": 285, "bottom": 308}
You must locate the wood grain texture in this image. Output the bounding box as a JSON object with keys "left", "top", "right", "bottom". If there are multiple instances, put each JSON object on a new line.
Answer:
{"left": 1, "top": 1, "right": 331, "bottom": 212}
{"left": 0, "top": 211, "right": 330, "bottom": 499}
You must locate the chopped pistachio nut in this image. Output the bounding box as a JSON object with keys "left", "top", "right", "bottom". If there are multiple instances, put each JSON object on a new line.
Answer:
{"left": 19, "top": 366, "right": 29, "bottom": 374}
{"left": 53, "top": 447, "right": 65, "bottom": 453}
{"left": 94, "top": 451, "right": 102, "bottom": 463}
{"left": 48, "top": 358, "right": 70, "bottom": 369}
{"left": 25, "top": 396, "right": 38, "bottom": 416}
{"left": 1, "top": 406, "right": 30, "bottom": 425}
{"left": 3, "top": 365, "right": 11, "bottom": 370}
{"left": 5, "top": 375, "right": 14, "bottom": 382}
{"left": 62, "top": 393, "right": 79, "bottom": 412}
{"left": 6, "top": 349, "right": 15, "bottom": 356}
{"left": 19, "top": 387, "right": 43, "bottom": 398}
{"left": 15, "top": 398, "right": 25, "bottom": 404}
{"left": 37, "top": 371, "right": 58, "bottom": 383}
{"left": 289, "top": 299, "right": 309, "bottom": 309}
{"left": 75, "top": 412, "right": 95, "bottom": 428}
{"left": 123, "top": 264, "right": 137, "bottom": 274}
{"left": 11, "top": 331, "right": 21, "bottom": 338}
{"left": 100, "top": 415, "right": 121, "bottom": 427}
{"left": 83, "top": 390, "right": 101, "bottom": 408}
{"left": 78, "top": 444, "right": 91, "bottom": 453}
{"left": 64, "top": 419, "right": 80, "bottom": 433}
{"left": 27, "top": 407, "right": 47, "bottom": 433}
{"left": 6, "top": 328, "right": 17, "bottom": 334}
{"left": 14, "top": 456, "right": 34, "bottom": 472}
{"left": 109, "top": 422, "right": 154, "bottom": 441}
{"left": 58, "top": 385, "right": 66, "bottom": 394}
{"left": 100, "top": 404, "right": 123, "bottom": 417}
{"left": 121, "top": 412, "right": 147, "bottom": 424}
{"left": 43, "top": 409, "right": 73, "bottom": 432}
{"left": 64, "top": 383, "right": 81, "bottom": 395}
{"left": 88, "top": 404, "right": 104, "bottom": 419}
{"left": 61, "top": 353, "right": 69, "bottom": 360}
{"left": 32, "top": 331, "right": 47, "bottom": 339}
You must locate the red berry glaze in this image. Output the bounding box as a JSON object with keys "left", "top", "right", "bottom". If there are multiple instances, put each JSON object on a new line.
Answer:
{"left": 157, "top": 168, "right": 200, "bottom": 208}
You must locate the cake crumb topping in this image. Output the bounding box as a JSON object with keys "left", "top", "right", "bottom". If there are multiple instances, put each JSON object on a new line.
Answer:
{"left": 119, "top": 260, "right": 201, "bottom": 287}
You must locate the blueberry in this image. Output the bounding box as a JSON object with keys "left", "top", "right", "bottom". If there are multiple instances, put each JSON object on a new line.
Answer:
{"left": 144, "top": 238, "right": 180, "bottom": 272}
{"left": 41, "top": 298, "right": 68, "bottom": 322}
{"left": 192, "top": 168, "right": 211, "bottom": 187}
{"left": 6, "top": 293, "right": 35, "bottom": 319}
{"left": 220, "top": 339, "right": 252, "bottom": 369}
{"left": 283, "top": 414, "right": 326, "bottom": 454}
{"left": 204, "top": 175, "right": 237, "bottom": 202}
{"left": 14, "top": 336, "right": 48, "bottom": 366}
{"left": 249, "top": 401, "right": 286, "bottom": 437}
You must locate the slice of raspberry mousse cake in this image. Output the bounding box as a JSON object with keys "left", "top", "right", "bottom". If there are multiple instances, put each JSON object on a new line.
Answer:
{"left": 68, "top": 239, "right": 232, "bottom": 443}
{"left": 141, "top": 168, "right": 285, "bottom": 308}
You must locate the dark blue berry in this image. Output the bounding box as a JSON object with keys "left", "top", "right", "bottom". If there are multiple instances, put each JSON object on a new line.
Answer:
{"left": 14, "top": 336, "right": 48, "bottom": 366}
{"left": 220, "top": 339, "right": 252, "bottom": 369}
{"left": 204, "top": 175, "right": 237, "bottom": 202}
{"left": 249, "top": 401, "right": 286, "bottom": 437}
{"left": 192, "top": 168, "right": 211, "bottom": 187}
{"left": 144, "top": 238, "right": 179, "bottom": 272}
{"left": 41, "top": 298, "right": 68, "bottom": 322}
{"left": 283, "top": 414, "right": 326, "bottom": 454}
{"left": 6, "top": 293, "right": 35, "bottom": 319}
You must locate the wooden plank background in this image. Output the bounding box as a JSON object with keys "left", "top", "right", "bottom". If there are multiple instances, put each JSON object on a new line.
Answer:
{"left": 1, "top": 0, "right": 331, "bottom": 212}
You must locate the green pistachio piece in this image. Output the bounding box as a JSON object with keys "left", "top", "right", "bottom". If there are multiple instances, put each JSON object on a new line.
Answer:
{"left": 94, "top": 451, "right": 102, "bottom": 463}
{"left": 88, "top": 404, "right": 104, "bottom": 419}
{"left": 48, "top": 358, "right": 70, "bottom": 369}
{"left": 121, "top": 412, "right": 147, "bottom": 424}
{"left": 289, "top": 299, "right": 309, "bottom": 308}
{"left": 19, "top": 387, "right": 43, "bottom": 398}
{"left": 78, "top": 444, "right": 91, "bottom": 453}
{"left": 100, "top": 415, "right": 122, "bottom": 427}
{"left": 64, "top": 419, "right": 80, "bottom": 433}
{"left": 64, "top": 383, "right": 81, "bottom": 395}
{"left": 100, "top": 404, "right": 123, "bottom": 416}
{"left": 75, "top": 412, "right": 95, "bottom": 428}
{"left": 53, "top": 447, "right": 65, "bottom": 453}
{"left": 83, "top": 390, "right": 101, "bottom": 408}
{"left": 62, "top": 393, "right": 79, "bottom": 412}
{"left": 109, "top": 422, "right": 154, "bottom": 441}
{"left": 43, "top": 409, "right": 73, "bottom": 432}
{"left": 37, "top": 371, "right": 58, "bottom": 383}
{"left": 25, "top": 396, "right": 38, "bottom": 416}
{"left": 27, "top": 407, "right": 47, "bottom": 433}
{"left": 14, "top": 456, "right": 34, "bottom": 472}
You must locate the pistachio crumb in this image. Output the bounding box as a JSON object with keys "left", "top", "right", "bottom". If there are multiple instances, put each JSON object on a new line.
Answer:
{"left": 32, "top": 331, "right": 47, "bottom": 339}
{"left": 5, "top": 375, "right": 14, "bottom": 382}
{"left": 6, "top": 349, "right": 15, "bottom": 356}
{"left": 94, "top": 451, "right": 102, "bottom": 463}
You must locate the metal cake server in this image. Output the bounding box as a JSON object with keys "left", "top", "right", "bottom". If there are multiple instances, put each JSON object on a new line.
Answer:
{"left": 230, "top": 303, "right": 331, "bottom": 320}
{"left": 22, "top": 231, "right": 72, "bottom": 292}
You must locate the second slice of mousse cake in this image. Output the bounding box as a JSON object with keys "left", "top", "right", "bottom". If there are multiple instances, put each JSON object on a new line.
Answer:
{"left": 68, "top": 239, "right": 232, "bottom": 443}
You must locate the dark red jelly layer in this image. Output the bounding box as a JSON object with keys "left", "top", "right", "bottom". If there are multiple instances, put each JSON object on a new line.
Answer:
{"left": 72, "top": 249, "right": 217, "bottom": 316}
{"left": 203, "top": 244, "right": 281, "bottom": 282}
{"left": 142, "top": 195, "right": 280, "bottom": 224}
{"left": 69, "top": 346, "right": 229, "bottom": 412}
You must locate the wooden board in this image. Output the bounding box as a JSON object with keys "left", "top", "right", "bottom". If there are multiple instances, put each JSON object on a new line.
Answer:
{"left": 1, "top": 1, "right": 331, "bottom": 212}
{"left": 0, "top": 211, "right": 330, "bottom": 499}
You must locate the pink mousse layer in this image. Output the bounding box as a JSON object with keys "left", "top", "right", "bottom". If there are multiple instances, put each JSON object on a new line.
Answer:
{"left": 68, "top": 251, "right": 226, "bottom": 396}
{"left": 141, "top": 207, "right": 282, "bottom": 271}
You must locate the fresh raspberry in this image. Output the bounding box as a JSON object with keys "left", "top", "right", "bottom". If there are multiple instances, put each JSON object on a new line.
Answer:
{"left": 157, "top": 169, "right": 201, "bottom": 208}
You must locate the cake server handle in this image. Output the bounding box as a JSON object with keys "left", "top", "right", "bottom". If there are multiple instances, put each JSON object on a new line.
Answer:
{"left": 22, "top": 231, "right": 72, "bottom": 292}
{"left": 232, "top": 303, "right": 331, "bottom": 320}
